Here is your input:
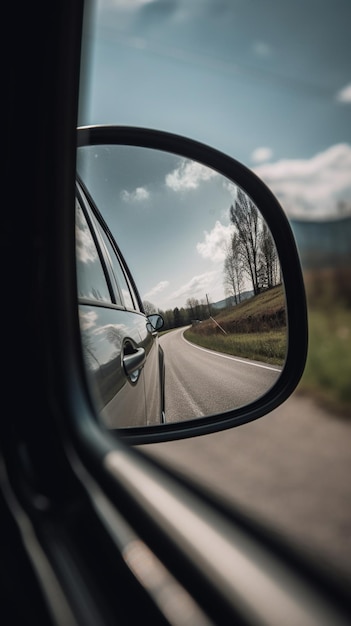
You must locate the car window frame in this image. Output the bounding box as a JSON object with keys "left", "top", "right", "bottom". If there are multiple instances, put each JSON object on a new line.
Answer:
{"left": 76, "top": 181, "right": 117, "bottom": 306}
{"left": 5, "top": 3, "right": 351, "bottom": 625}
{"left": 94, "top": 217, "right": 140, "bottom": 312}
{"left": 77, "top": 176, "right": 143, "bottom": 314}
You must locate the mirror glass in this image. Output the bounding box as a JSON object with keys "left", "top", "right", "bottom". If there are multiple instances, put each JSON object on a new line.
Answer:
{"left": 76, "top": 145, "right": 286, "bottom": 428}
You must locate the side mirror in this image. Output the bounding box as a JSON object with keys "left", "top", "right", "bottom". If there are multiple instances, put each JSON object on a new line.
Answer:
{"left": 76, "top": 126, "right": 308, "bottom": 444}
{"left": 147, "top": 314, "right": 164, "bottom": 332}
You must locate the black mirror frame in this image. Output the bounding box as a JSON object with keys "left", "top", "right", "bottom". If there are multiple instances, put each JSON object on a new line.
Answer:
{"left": 77, "top": 125, "right": 308, "bottom": 445}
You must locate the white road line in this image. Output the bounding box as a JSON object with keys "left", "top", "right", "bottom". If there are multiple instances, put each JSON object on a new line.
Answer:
{"left": 181, "top": 331, "right": 282, "bottom": 373}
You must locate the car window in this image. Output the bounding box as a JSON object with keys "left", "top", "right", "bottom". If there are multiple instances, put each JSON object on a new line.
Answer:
{"left": 75, "top": 198, "right": 112, "bottom": 303}
{"left": 92, "top": 215, "right": 140, "bottom": 312}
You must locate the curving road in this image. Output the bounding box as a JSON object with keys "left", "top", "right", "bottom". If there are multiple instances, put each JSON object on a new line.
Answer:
{"left": 159, "top": 327, "right": 281, "bottom": 422}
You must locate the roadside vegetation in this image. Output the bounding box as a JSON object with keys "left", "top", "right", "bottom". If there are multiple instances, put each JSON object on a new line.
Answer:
{"left": 299, "top": 267, "right": 351, "bottom": 416}
{"left": 182, "top": 267, "right": 351, "bottom": 417}
{"left": 150, "top": 182, "right": 351, "bottom": 416}
{"left": 183, "top": 284, "right": 286, "bottom": 366}
{"left": 146, "top": 186, "right": 281, "bottom": 334}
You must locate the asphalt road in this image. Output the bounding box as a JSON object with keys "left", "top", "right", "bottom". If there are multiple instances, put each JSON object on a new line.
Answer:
{"left": 142, "top": 392, "right": 351, "bottom": 586}
{"left": 160, "top": 327, "right": 281, "bottom": 422}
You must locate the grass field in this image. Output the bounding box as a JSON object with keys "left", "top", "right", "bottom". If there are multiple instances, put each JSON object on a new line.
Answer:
{"left": 184, "top": 285, "right": 287, "bottom": 366}
{"left": 181, "top": 273, "right": 351, "bottom": 416}
{"left": 299, "top": 305, "right": 351, "bottom": 415}
{"left": 184, "top": 327, "right": 286, "bottom": 366}
{"left": 296, "top": 268, "right": 351, "bottom": 416}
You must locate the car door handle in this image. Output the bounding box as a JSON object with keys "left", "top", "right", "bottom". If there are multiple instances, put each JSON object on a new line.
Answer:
{"left": 123, "top": 347, "right": 146, "bottom": 377}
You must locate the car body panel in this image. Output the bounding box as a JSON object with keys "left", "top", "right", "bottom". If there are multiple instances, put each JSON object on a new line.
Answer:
{"left": 76, "top": 181, "right": 164, "bottom": 428}
{"left": 78, "top": 303, "right": 148, "bottom": 427}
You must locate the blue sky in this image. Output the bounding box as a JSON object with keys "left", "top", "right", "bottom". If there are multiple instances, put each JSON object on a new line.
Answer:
{"left": 77, "top": 144, "right": 249, "bottom": 309}
{"left": 78, "top": 0, "right": 351, "bottom": 311}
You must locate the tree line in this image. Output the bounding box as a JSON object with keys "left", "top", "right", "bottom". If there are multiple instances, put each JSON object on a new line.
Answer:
{"left": 143, "top": 298, "right": 211, "bottom": 332}
{"left": 144, "top": 188, "right": 281, "bottom": 330}
{"left": 224, "top": 188, "right": 281, "bottom": 303}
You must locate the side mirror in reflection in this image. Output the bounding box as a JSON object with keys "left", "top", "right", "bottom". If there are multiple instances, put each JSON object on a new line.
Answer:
{"left": 147, "top": 314, "right": 164, "bottom": 332}
{"left": 76, "top": 126, "right": 307, "bottom": 444}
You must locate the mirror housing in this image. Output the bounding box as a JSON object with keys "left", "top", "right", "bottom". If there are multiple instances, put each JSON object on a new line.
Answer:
{"left": 77, "top": 126, "right": 308, "bottom": 444}
{"left": 147, "top": 314, "right": 164, "bottom": 332}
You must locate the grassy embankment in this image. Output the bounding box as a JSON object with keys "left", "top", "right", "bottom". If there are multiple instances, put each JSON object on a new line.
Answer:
{"left": 298, "top": 268, "right": 351, "bottom": 416}
{"left": 184, "top": 284, "right": 286, "bottom": 367}
{"left": 183, "top": 269, "right": 351, "bottom": 415}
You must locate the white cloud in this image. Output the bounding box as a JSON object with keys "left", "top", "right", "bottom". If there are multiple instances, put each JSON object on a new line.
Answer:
{"left": 251, "top": 147, "right": 273, "bottom": 164}
{"left": 336, "top": 83, "right": 351, "bottom": 103}
{"left": 222, "top": 180, "right": 239, "bottom": 200}
{"left": 121, "top": 186, "right": 150, "bottom": 202}
{"left": 196, "top": 220, "right": 233, "bottom": 262}
{"left": 254, "top": 144, "right": 351, "bottom": 219}
{"left": 76, "top": 223, "right": 99, "bottom": 263}
{"left": 170, "top": 272, "right": 218, "bottom": 302}
{"left": 166, "top": 159, "right": 218, "bottom": 191}
{"left": 143, "top": 280, "right": 170, "bottom": 300}
{"left": 79, "top": 310, "right": 98, "bottom": 331}
{"left": 76, "top": 200, "right": 99, "bottom": 263}
{"left": 94, "top": 323, "right": 128, "bottom": 337}
{"left": 253, "top": 41, "right": 272, "bottom": 58}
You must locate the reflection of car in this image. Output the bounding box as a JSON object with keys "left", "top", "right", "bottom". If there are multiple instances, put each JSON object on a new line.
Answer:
{"left": 4, "top": 4, "right": 350, "bottom": 626}
{"left": 76, "top": 177, "right": 165, "bottom": 428}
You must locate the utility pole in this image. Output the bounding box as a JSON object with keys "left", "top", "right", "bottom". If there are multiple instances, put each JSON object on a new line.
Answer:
{"left": 206, "top": 293, "right": 227, "bottom": 335}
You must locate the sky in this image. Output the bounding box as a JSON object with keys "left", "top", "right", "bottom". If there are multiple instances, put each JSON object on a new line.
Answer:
{"left": 78, "top": 0, "right": 351, "bottom": 311}
{"left": 77, "top": 143, "right": 253, "bottom": 310}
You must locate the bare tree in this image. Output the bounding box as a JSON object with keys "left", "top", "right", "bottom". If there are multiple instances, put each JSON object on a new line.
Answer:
{"left": 223, "top": 234, "right": 243, "bottom": 304}
{"left": 258, "top": 222, "right": 280, "bottom": 289}
{"left": 186, "top": 297, "right": 201, "bottom": 319}
{"left": 230, "top": 188, "right": 261, "bottom": 295}
{"left": 142, "top": 300, "right": 157, "bottom": 315}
